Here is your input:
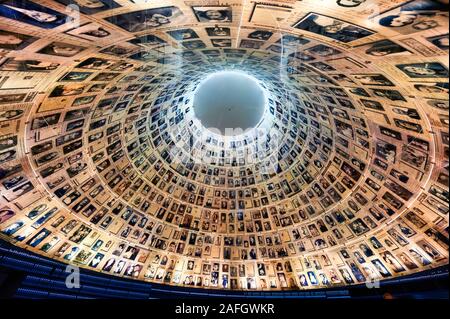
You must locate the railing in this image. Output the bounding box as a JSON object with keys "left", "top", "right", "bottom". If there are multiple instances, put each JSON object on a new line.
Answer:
{"left": 0, "top": 240, "right": 447, "bottom": 299}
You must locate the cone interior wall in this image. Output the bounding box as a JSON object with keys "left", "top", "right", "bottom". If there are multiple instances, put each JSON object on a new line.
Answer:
{"left": 0, "top": 0, "right": 448, "bottom": 291}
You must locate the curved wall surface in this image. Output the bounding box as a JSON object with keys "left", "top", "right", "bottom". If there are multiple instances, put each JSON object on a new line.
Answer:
{"left": 0, "top": 0, "right": 448, "bottom": 293}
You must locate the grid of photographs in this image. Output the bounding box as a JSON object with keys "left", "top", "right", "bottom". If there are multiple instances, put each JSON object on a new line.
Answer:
{"left": 0, "top": 0, "right": 448, "bottom": 291}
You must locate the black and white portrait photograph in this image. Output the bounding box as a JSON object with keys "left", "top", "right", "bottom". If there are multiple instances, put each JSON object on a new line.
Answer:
{"left": 106, "top": 6, "right": 183, "bottom": 32}
{"left": 293, "top": 13, "right": 374, "bottom": 43}
{"left": 192, "top": 6, "right": 232, "bottom": 23}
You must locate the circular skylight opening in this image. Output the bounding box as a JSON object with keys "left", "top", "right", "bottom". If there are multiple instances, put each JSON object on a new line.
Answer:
{"left": 193, "top": 71, "right": 267, "bottom": 136}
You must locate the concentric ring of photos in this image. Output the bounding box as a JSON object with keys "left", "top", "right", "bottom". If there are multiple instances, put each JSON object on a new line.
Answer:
{"left": 0, "top": 0, "right": 448, "bottom": 291}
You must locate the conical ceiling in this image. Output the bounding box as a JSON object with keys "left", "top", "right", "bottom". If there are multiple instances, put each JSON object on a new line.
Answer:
{"left": 0, "top": 0, "right": 448, "bottom": 291}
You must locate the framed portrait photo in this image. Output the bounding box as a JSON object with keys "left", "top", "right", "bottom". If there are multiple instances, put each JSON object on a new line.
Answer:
{"left": 54, "top": 0, "right": 121, "bottom": 15}
{"left": 0, "top": 58, "right": 60, "bottom": 72}
{"left": 206, "top": 26, "right": 231, "bottom": 37}
{"left": 105, "top": 6, "right": 183, "bottom": 33}
{"left": 192, "top": 6, "right": 232, "bottom": 23}
{"left": 293, "top": 13, "right": 374, "bottom": 43}
{"left": 396, "top": 62, "right": 449, "bottom": 78}
{"left": 38, "top": 42, "right": 86, "bottom": 57}
{"left": 0, "top": 30, "right": 38, "bottom": 52}
{"left": 375, "top": 0, "right": 448, "bottom": 34}
{"left": 167, "top": 29, "right": 199, "bottom": 41}
{"left": 0, "top": 0, "right": 68, "bottom": 29}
